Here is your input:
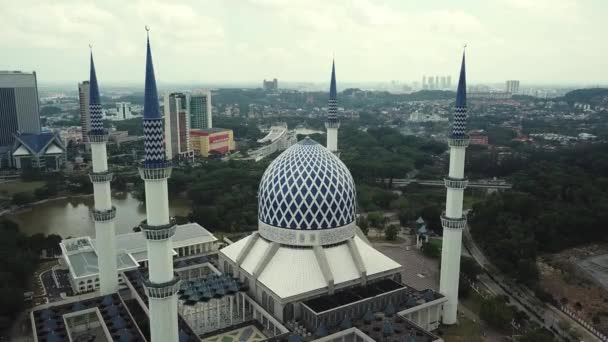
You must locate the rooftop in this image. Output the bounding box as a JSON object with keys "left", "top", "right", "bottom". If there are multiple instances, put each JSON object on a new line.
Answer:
{"left": 191, "top": 128, "right": 232, "bottom": 135}
{"left": 60, "top": 223, "right": 217, "bottom": 278}
{"left": 32, "top": 293, "right": 146, "bottom": 342}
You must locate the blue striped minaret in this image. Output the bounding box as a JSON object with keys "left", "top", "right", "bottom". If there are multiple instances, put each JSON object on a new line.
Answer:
{"left": 439, "top": 49, "right": 470, "bottom": 325}
{"left": 87, "top": 50, "right": 119, "bottom": 295}
{"left": 451, "top": 52, "right": 467, "bottom": 138}
{"left": 138, "top": 30, "right": 180, "bottom": 342}
{"left": 325, "top": 59, "right": 340, "bottom": 155}
{"left": 88, "top": 52, "right": 105, "bottom": 136}
{"left": 143, "top": 33, "right": 167, "bottom": 169}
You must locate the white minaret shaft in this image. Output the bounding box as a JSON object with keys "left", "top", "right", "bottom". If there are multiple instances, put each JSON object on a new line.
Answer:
{"left": 325, "top": 59, "right": 340, "bottom": 156}
{"left": 88, "top": 51, "right": 119, "bottom": 295}
{"left": 140, "top": 31, "right": 180, "bottom": 342}
{"left": 439, "top": 51, "right": 468, "bottom": 325}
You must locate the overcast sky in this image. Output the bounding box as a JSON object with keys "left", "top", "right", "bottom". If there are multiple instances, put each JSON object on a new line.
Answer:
{"left": 2, "top": 0, "right": 607, "bottom": 85}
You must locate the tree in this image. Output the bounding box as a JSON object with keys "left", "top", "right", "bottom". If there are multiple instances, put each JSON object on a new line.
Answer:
{"left": 421, "top": 241, "right": 441, "bottom": 258}
{"left": 385, "top": 224, "right": 399, "bottom": 241}
{"left": 357, "top": 217, "right": 369, "bottom": 236}
{"left": 479, "top": 296, "right": 514, "bottom": 330}
{"left": 518, "top": 328, "right": 554, "bottom": 342}
{"left": 12, "top": 192, "right": 35, "bottom": 206}
{"left": 460, "top": 256, "right": 482, "bottom": 280}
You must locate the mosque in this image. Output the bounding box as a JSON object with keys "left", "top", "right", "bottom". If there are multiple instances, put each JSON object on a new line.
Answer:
{"left": 30, "top": 31, "right": 470, "bottom": 342}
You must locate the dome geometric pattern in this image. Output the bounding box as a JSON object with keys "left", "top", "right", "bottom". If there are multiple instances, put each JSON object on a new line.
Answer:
{"left": 258, "top": 137, "right": 357, "bottom": 230}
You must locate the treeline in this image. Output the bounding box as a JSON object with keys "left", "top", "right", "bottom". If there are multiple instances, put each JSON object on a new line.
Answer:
{"left": 0, "top": 219, "right": 61, "bottom": 331}
{"left": 469, "top": 143, "right": 608, "bottom": 285}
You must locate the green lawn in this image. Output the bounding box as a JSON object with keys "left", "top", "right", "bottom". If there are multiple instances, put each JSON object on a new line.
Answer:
{"left": 463, "top": 193, "right": 484, "bottom": 210}
{"left": 0, "top": 180, "right": 45, "bottom": 197}
{"left": 429, "top": 237, "right": 442, "bottom": 250}
{"left": 442, "top": 317, "right": 483, "bottom": 342}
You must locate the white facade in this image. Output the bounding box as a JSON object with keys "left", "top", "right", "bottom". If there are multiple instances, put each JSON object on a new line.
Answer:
{"left": 115, "top": 102, "right": 133, "bottom": 120}
{"left": 164, "top": 93, "right": 193, "bottom": 160}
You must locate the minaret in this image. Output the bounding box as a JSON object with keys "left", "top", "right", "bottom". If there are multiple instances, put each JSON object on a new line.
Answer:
{"left": 139, "top": 29, "right": 180, "bottom": 342}
{"left": 325, "top": 59, "right": 340, "bottom": 156}
{"left": 88, "top": 50, "right": 119, "bottom": 295}
{"left": 439, "top": 50, "right": 469, "bottom": 325}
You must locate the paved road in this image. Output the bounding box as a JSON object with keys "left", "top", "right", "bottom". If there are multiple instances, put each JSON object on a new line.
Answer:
{"left": 463, "top": 224, "right": 601, "bottom": 341}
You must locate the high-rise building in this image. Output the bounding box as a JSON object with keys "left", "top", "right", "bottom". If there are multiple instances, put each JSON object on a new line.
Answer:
{"left": 439, "top": 51, "right": 469, "bottom": 325}
{"left": 505, "top": 80, "right": 520, "bottom": 94}
{"left": 190, "top": 91, "right": 212, "bottom": 129}
{"left": 263, "top": 78, "right": 278, "bottom": 91}
{"left": 140, "top": 31, "right": 180, "bottom": 342}
{"left": 422, "top": 75, "right": 427, "bottom": 89}
{"left": 440, "top": 76, "right": 447, "bottom": 89}
{"left": 447, "top": 76, "right": 452, "bottom": 88}
{"left": 325, "top": 60, "right": 339, "bottom": 156}
{"left": 78, "top": 81, "right": 91, "bottom": 141}
{"left": 435, "top": 76, "right": 440, "bottom": 89}
{"left": 428, "top": 77, "right": 435, "bottom": 90}
{"left": 115, "top": 102, "right": 133, "bottom": 120}
{"left": 0, "top": 71, "right": 41, "bottom": 146}
{"left": 164, "top": 92, "right": 193, "bottom": 160}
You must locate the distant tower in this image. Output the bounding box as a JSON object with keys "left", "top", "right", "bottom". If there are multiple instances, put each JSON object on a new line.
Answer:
{"left": 325, "top": 59, "right": 340, "bottom": 156}
{"left": 190, "top": 90, "right": 212, "bottom": 129}
{"left": 78, "top": 81, "right": 91, "bottom": 141}
{"left": 447, "top": 76, "right": 452, "bottom": 88}
{"left": 422, "top": 75, "right": 427, "bottom": 89}
{"left": 139, "top": 30, "right": 180, "bottom": 342}
{"left": 87, "top": 50, "right": 118, "bottom": 295}
{"left": 439, "top": 50, "right": 469, "bottom": 325}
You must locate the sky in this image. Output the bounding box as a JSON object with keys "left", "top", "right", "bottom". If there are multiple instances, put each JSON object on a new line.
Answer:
{"left": 1, "top": 0, "right": 607, "bottom": 85}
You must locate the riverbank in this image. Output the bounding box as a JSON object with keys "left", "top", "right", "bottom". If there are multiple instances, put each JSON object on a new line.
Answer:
{"left": 0, "top": 193, "right": 93, "bottom": 218}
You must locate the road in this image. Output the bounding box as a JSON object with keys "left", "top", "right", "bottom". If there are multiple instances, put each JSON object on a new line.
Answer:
{"left": 463, "top": 224, "right": 602, "bottom": 341}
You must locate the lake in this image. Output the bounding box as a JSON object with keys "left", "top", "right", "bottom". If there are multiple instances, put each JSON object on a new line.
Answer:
{"left": 6, "top": 192, "right": 191, "bottom": 238}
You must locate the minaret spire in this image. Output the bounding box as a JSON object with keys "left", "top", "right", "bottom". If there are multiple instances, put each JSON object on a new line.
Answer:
{"left": 325, "top": 58, "right": 340, "bottom": 156}
{"left": 87, "top": 48, "right": 119, "bottom": 295}
{"left": 138, "top": 28, "right": 180, "bottom": 342}
{"left": 142, "top": 27, "right": 166, "bottom": 167}
{"left": 88, "top": 49, "right": 104, "bottom": 135}
{"left": 439, "top": 49, "right": 470, "bottom": 325}
{"left": 452, "top": 49, "right": 467, "bottom": 138}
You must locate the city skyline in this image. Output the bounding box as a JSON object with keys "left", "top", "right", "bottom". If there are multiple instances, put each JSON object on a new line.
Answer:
{"left": 2, "top": 0, "right": 607, "bottom": 85}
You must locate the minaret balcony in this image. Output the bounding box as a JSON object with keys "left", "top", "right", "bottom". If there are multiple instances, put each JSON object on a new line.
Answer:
{"left": 444, "top": 177, "right": 468, "bottom": 189}
{"left": 140, "top": 218, "right": 177, "bottom": 241}
{"left": 92, "top": 206, "right": 117, "bottom": 222}
{"left": 89, "top": 171, "right": 114, "bottom": 183}
{"left": 325, "top": 121, "right": 341, "bottom": 129}
{"left": 144, "top": 274, "right": 180, "bottom": 299}
{"left": 139, "top": 164, "right": 173, "bottom": 181}
{"left": 441, "top": 213, "right": 467, "bottom": 230}
{"left": 87, "top": 133, "right": 109, "bottom": 143}
{"left": 447, "top": 137, "right": 470, "bottom": 148}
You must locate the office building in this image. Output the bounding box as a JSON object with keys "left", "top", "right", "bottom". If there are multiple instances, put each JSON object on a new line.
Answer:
{"left": 0, "top": 71, "right": 41, "bottom": 146}
{"left": 422, "top": 75, "right": 427, "bottom": 89}
{"left": 115, "top": 102, "right": 133, "bottom": 120}
{"left": 447, "top": 75, "right": 452, "bottom": 88}
{"left": 78, "top": 81, "right": 91, "bottom": 140}
{"left": 505, "top": 80, "right": 520, "bottom": 94}
{"left": 190, "top": 128, "right": 234, "bottom": 157}
{"left": 164, "top": 93, "right": 193, "bottom": 160}
{"left": 263, "top": 78, "right": 278, "bottom": 91}
{"left": 190, "top": 90, "right": 212, "bottom": 129}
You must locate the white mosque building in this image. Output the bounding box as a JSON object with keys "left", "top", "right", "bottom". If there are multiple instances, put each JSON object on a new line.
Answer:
{"left": 30, "top": 32, "right": 470, "bottom": 342}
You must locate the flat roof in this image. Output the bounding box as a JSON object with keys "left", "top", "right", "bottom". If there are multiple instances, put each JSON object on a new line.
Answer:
{"left": 191, "top": 128, "right": 232, "bottom": 135}
{"left": 303, "top": 279, "right": 405, "bottom": 313}
{"left": 61, "top": 223, "right": 217, "bottom": 279}
{"left": 32, "top": 293, "right": 146, "bottom": 342}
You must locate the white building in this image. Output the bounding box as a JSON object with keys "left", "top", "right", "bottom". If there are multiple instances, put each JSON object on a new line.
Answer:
{"left": 58, "top": 223, "right": 219, "bottom": 294}
{"left": 114, "top": 102, "right": 134, "bottom": 120}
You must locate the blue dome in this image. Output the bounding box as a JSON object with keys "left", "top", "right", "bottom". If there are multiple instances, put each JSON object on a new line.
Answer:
{"left": 258, "top": 138, "right": 356, "bottom": 230}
